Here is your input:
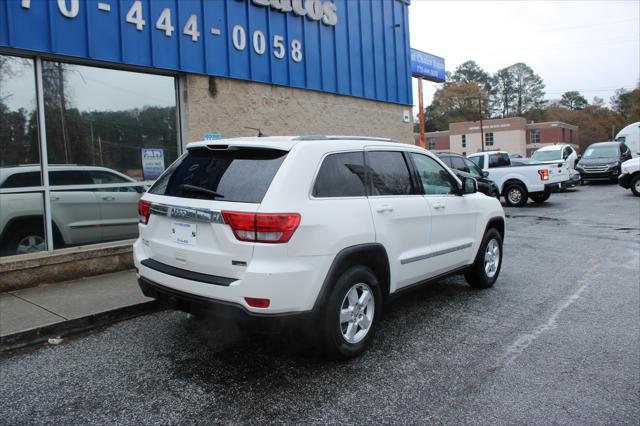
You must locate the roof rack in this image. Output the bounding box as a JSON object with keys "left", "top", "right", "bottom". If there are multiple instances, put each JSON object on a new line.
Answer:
{"left": 293, "top": 135, "right": 400, "bottom": 143}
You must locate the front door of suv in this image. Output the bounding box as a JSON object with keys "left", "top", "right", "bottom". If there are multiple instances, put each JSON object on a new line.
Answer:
{"left": 364, "top": 149, "right": 432, "bottom": 290}
{"left": 409, "top": 153, "right": 479, "bottom": 275}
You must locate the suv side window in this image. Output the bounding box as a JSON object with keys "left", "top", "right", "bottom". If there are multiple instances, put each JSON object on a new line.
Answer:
{"left": 439, "top": 156, "right": 452, "bottom": 167}
{"left": 488, "top": 153, "right": 510, "bottom": 168}
{"left": 450, "top": 156, "right": 468, "bottom": 172}
{"left": 0, "top": 171, "right": 41, "bottom": 188}
{"left": 470, "top": 155, "right": 484, "bottom": 169}
{"left": 464, "top": 157, "right": 483, "bottom": 177}
{"left": 313, "top": 152, "right": 366, "bottom": 197}
{"left": 50, "top": 170, "right": 93, "bottom": 186}
{"left": 89, "top": 171, "right": 137, "bottom": 193}
{"left": 410, "top": 153, "right": 457, "bottom": 195}
{"left": 366, "top": 151, "right": 413, "bottom": 196}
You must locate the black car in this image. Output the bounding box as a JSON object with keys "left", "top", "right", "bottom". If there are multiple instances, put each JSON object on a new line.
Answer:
{"left": 437, "top": 152, "right": 500, "bottom": 198}
{"left": 576, "top": 141, "right": 633, "bottom": 183}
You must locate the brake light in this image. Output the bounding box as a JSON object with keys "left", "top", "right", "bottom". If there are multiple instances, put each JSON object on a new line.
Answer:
{"left": 222, "top": 211, "right": 301, "bottom": 243}
{"left": 538, "top": 169, "right": 549, "bottom": 181}
{"left": 138, "top": 200, "right": 151, "bottom": 224}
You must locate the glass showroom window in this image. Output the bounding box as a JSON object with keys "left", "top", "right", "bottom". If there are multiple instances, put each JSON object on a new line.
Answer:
{"left": 0, "top": 54, "right": 179, "bottom": 258}
{"left": 0, "top": 55, "right": 47, "bottom": 257}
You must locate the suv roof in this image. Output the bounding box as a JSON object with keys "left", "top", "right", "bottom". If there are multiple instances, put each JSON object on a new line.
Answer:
{"left": 0, "top": 164, "right": 136, "bottom": 186}
{"left": 536, "top": 144, "right": 569, "bottom": 152}
{"left": 186, "top": 135, "right": 404, "bottom": 152}
{"left": 588, "top": 141, "right": 621, "bottom": 147}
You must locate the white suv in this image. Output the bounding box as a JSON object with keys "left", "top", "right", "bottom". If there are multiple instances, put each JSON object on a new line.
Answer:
{"left": 134, "top": 136, "right": 505, "bottom": 359}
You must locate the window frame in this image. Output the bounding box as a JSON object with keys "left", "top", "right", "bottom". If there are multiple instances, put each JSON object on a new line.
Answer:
{"left": 485, "top": 132, "right": 495, "bottom": 146}
{"left": 0, "top": 51, "right": 182, "bottom": 256}
{"left": 309, "top": 150, "right": 368, "bottom": 199}
{"left": 363, "top": 149, "right": 423, "bottom": 198}
{"left": 406, "top": 151, "right": 461, "bottom": 197}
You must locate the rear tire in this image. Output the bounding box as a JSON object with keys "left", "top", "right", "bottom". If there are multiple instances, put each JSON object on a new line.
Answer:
{"left": 319, "top": 266, "right": 382, "bottom": 360}
{"left": 2, "top": 226, "right": 47, "bottom": 256}
{"left": 465, "top": 228, "right": 503, "bottom": 289}
{"left": 529, "top": 191, "right": 551, "bottom": 203}
{"left": 503, "top": 183, "right": 528, "bottom": 207}
{"left": 631, "top": 175, "right": 640, "bottom": 197}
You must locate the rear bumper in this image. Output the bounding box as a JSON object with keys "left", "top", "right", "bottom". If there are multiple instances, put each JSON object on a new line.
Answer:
{"left": 618, "top": 173, "right": 631, "bottom": 189}
{"left": 545, "top": 181, "right": 566, "bottom": 193}
{"left": 138, "top": 276, "right": 314, "bottom": 333}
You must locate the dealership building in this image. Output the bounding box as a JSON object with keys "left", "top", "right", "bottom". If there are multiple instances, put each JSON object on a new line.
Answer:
{"left": 421, "top": 117, "right": 580, "bottom": 157}
{"left": 0, "top": 0, "right": 414, "bottom": 282}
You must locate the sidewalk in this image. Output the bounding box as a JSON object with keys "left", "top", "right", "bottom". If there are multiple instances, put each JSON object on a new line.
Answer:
{"left": 0, "top": 270, "right": 160, "bottom": 352}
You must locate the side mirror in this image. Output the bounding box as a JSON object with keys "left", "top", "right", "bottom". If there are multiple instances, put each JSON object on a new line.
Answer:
{"left": 482, "top": 170, "right": 489, "bottom": 178}
{"left": 460, "top": 176, "right": 478, "bottom": 195}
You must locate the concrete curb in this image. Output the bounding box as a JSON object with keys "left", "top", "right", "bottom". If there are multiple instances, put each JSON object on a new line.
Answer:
{"left": 0, "top": 300, "right": 162, "bottom": 353}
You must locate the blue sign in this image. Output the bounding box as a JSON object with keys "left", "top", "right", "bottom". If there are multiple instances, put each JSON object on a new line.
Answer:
{"left": 0, "top": 0, "right": 412, "bottom": 105}
{"left": 141, "top": 148, "right": 165, "bottom": 180}
{"left": 204, "top": 133, "right": 221, "bottom": 141}
{"left": 410, "top": 48, "right": 445, "bottom": 82}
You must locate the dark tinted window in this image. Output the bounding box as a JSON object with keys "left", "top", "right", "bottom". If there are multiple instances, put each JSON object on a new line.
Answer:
{"left": 313, "top": 152, "right": 366, "bottom": 197}
{"left": 488, "top": 153, "right": 510, "bottom": 168}
{"left": 149, "top": 148, "right": 287, "bottom": 203}
{"left": 50, "top": 170, "right": 93, "bottom": 186}
{"left": 1, "top": 171, "right": 41, "bottom": 188}
{"left": 367, "top": 151, "right": 413, "bottom": 196}
{"left": 439, "top": 156, "right": 452, "bottom": 167}
{"left": 450, "top": 156, "right": 468, "bottom": 172}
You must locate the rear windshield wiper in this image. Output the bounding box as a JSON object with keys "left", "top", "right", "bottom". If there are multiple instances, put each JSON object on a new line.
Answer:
{"left": 181, "top": 184, "right": 224, "bottom": 199}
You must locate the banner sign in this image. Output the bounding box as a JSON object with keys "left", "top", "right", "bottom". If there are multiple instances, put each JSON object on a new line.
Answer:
{"left": 410, "top": 49, "right": 445, "bottom": 82}
{"left": 141, "top": 148, "right": 165, "bottom": 181}
{"left": 1, "top": 0, "right": 412, "bottom": 105}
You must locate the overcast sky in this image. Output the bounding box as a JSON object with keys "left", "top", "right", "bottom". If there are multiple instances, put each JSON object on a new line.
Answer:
{"left": 409, "top": 0, "right": 640, "bottom": 112}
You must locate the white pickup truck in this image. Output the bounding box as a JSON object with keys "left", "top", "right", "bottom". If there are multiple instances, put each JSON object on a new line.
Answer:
{"left": 468, "top": 151, "right": 570, "bottom": 207}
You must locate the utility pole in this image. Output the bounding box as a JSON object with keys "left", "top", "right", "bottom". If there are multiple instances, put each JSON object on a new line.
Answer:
{"left": 478, "top": 96, "right": 485, "bottom": 152}
{"left": 417, "top": 77, "right": 425, "bottom": 148}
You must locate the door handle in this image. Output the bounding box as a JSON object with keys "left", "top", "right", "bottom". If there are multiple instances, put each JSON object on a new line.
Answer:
{"left": 375, "top": 204, "right": 394, "bottom": 213}
{"left": 102, "top": 196, "right": 116, "bottom": 201}
{"left": 50, "top": 196, "right": 59, "bottom": 201}
{"left": 433, "top": 202, "right": 445, "bottom": 210}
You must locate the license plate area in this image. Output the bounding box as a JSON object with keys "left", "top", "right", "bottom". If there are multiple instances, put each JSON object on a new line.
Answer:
{"left": 171, "top": 222, "right": 196, "bottom": 245}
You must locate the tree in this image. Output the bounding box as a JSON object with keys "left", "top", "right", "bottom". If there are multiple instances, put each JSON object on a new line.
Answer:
{"left": 611, "top": 84, "right": 640, "bottom": 123}
{"left": 559, "top": 91, "right": 588, "bottom": 110}
{"left": 490, "top": 63, "right": 546, "bottom": 117}
{"left": 592, "top": 96, "right": 604, "bottom": 107}
{"left": 449, "top": 60, "right": 491, "bottom": 92}
{"left": 418, "top": 82, "right": 490, "bottom": 132}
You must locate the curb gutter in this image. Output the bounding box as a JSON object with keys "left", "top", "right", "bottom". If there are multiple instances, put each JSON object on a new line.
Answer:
{"left": 0, "top": 301, "right": 162, "bottom": 353}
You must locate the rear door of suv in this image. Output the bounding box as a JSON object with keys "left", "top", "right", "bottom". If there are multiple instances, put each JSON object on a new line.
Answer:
{"left": 364, "top": 148, "right": 433, "bottom": 290}
{"left": 139, "top": 146, "right": 288, "bottom": 282}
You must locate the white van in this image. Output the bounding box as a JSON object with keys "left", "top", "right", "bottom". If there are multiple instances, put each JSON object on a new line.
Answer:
{"left": 615, "top": 122, "right": 640, "bottom": 157}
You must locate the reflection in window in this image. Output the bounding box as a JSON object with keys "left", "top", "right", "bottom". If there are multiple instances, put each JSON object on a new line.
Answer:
{"left": 367, "top": 151, "right": 413, "bottom": 196}
{"left": 42, "top": 61, "right": 178, "bottom": 182}
{"left": 0, "top": 55, "right": 40, "bottom": 168}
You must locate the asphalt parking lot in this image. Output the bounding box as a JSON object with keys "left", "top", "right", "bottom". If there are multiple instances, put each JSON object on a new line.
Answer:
{"left": 1, "top": 183, "right": 638, "bottom": 425}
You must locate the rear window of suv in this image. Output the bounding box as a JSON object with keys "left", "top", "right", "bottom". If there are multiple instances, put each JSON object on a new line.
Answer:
{"left": 149, "top": 147, "right": 287, "bottom": 203}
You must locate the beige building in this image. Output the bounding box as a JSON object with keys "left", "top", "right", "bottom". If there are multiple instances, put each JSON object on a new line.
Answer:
{"left": 425, "top": 117, "right": 579, "bottom": 157}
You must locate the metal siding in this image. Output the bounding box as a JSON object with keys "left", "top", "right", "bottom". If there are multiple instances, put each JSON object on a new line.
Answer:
{"left": 149, "top": 0, "right": 179, "bottom": 70}
{"left": 333, "top": 0, "right": 350, "bottom": 95}
{"left": 0, "top": 0, "right": 412, "bottom": 105}
{"left": 268, "top": 8, "right": 288, "bottom": 86}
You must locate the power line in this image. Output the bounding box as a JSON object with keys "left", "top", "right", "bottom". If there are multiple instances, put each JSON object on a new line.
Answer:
{"left": 484, "top": 35, "right": 639, "bottom": 56}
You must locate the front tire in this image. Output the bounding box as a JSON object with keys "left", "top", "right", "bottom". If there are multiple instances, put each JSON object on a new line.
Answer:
{"left": 529, "top": 191, "right": 551, "bottom": 203}
{"left": 465, "top": 228, "right": 503, "bottom": 289}
{"left": 320, "top": 266, "right": 382, "bottom": 360}
{"left": 503, "top": 183, "right": 528, "bottom": 207}
{"left": 631, "top": 175, "right": 640, "bottom": 196}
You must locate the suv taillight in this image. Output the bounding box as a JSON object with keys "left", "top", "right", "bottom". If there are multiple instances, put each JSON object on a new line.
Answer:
{"left": 538, "top": 169, "right": 549, "bottom": 181}
{"left": 138, "top": 200, "right": 151, "bottom": 224}
{"left": 222, "top": 211, "right": 301, "bottom": 243}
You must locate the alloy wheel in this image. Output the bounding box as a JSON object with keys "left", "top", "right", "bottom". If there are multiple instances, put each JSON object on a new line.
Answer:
{"left": 339, "top": 283, "right": 375, "bottom": 344}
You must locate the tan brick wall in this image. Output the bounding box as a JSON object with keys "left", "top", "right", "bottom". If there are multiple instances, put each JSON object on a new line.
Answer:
{"left": 182, "top": 75, "right": 414, "bottom": 146}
